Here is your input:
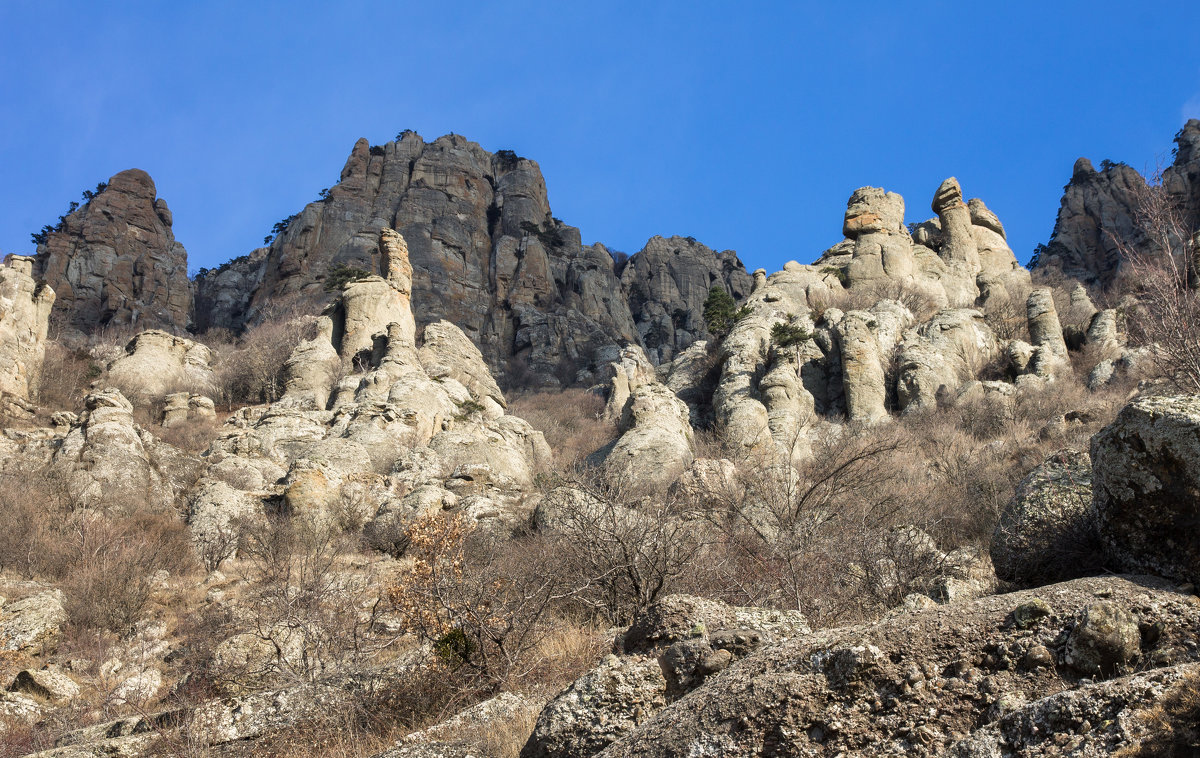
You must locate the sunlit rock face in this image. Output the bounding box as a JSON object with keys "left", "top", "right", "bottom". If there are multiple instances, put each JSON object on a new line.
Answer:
{"left": 36, "top": 168, "right": 192, "bottom": 335}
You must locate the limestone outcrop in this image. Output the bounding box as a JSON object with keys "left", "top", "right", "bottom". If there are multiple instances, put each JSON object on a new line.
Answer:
{"left": 593, "top": 346, "right": 694, "bottom": 491}
{"left": 658, "top": 178, "right": 1042, "bottom": 474}
{"left": 0, "top": 255, "right": 54, "bottom": 413}
{"left": 51, "top": 388, "right": 192, "bottom": 512}
{"left": 35, "top": 169, "right": 191, "bottom": 334}
{"left": 105, "top": 329, "right": 215, "bottom": 402}
{"left": 189, "top": 230, "right": 551, "bottom": 559}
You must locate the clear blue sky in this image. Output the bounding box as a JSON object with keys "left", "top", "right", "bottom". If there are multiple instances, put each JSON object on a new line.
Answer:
{"left": 2, "top": 1, "right": 1198, "bottom": 274}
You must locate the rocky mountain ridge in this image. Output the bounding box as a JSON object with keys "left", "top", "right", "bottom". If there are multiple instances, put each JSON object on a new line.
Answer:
{"left": 1035, "top": 118, "right": 1200, "bottom": 285}
{"left": 32, "top": 133, "right": 750, "bottom": 386}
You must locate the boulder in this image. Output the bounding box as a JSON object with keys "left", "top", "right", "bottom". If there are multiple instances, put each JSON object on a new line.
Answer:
{"left": 587, "top": 576, "right": 1200, "bottom": 757}
{"left": 836, "top": 311, "right": 888, "bottom": 424}
{"left": 0, "top": 590, "right": 66, "bottom": 654}
{"left": 598, "top": 382, "right": 694, "bottom": 491}
{"left": 1063, "top": 600, "right": 1141, "bottom": 677}
{"left": 1090, "top": 394, "right": 1200, "bottom": 584}
{"left": 991, "top": 449, "right": 1098, "bottom": 586}
{"left": 896, "top": 309, "right": 996, "bottom": 413}
{"left": 948, "top": 662, "right": 1200, "bottom": 757}
{"left": 8, "top": 667, "right": 79, "bottom": 702}
{"left": 106, "top": 330, "right": 214, "bottom": 401}
{"left": 520, "top": 654, "right": 667, "bottom": 758}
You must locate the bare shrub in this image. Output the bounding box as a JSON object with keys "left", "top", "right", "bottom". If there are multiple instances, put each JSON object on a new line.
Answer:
{"left": 388, "top": 512, "right": 566, "bottom": 690}
{"left": 861, "top": 279, "right": 943, "bottom": 322}
{"left": 0, "top": 468, "right": 72, "bottom": 578}
{"left": 507, "top": 389, "right": 616, "bottom": 471}
{"left": 35, "top": 341, "right": 99, "bottom": 412}
{"left": 538, "top": 470, "right": 708, "bottom": 625}
{"left": 982, "top": 284, "right": 1032, "bottom": 342}
{"left": 706, "top": 428, "right": 944, "bottom": 625}
{"left": 60, "top": 510, "right": 195, "bottom": 635}
{"left": 227, "top": 514, "right": 388, "bottom": 687}
{"left": 209, "top": 297, "right": 318, "bottom": 408}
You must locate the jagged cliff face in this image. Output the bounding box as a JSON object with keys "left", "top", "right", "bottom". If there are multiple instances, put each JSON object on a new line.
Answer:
{"left": 193, "top": 133, "right": 750, "bottom": 384}
{"left": 1038, "top": 119, "right": 1200, "bottom": 285}
{"left": 35, "top": 169, "right": 192, "bottom": 335}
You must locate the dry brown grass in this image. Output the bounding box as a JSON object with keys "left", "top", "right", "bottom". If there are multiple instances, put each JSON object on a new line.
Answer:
{"left": 1116, "top": 668, "right": 1200, "bottom": 756}
{"left": 508, "top": 388, "right": 616, "bottom": 471}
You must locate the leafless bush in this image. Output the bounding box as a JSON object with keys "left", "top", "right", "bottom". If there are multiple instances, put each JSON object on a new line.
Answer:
{"left": 982, "top": 284, "right": 1031, "bottom": 342}
{"left": 208, "top": 297, "right": 318, "bottom": 408}
{"left": 35, "top": 341, "right": 99, "bottom": 412}
{"left": 1113, "top": 169, "right": 1200, "bottom": 392}
{"left": 508, "top": 389, "right": 616, "bottom": 471}
{"left": 60, "top": 510, "right": 195, "bottom": 635}
{"left": 388, "top": 511, "right": 569, "bottom": 690}
{"left": 703, "top": 428, "right": 945, "bottom": 625}
{"left": 0, "top": 468, "right": 72, "bottom": 578}
{"left": 227, "top": 514, "right": 388, "bottom": 687}
{"left": 537, "top": 470, "right": 708, "bottom": 625}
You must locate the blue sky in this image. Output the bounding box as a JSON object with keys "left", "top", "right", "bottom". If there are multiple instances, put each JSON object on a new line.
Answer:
{"left": 2, "top": 1, "right": 1198, "bottom": 274}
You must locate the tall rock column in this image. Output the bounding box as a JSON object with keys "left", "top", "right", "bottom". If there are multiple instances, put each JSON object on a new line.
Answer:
{"left": 836, "top": 311, "right": 888, "bottom": 424}
{"left": 333, "top": 229, "right": 416, "bottom": 360}
{"left": 35, "top": 169, "right": 191, "bottom": 334}
{"left": 843, "top": 187, "right": 913, "bottom": 283}
{"left": 0, "top": 255, "right": 55, "bottom": 411}
{"left": 932, "top": 178, "right": 981, "bottom": 305}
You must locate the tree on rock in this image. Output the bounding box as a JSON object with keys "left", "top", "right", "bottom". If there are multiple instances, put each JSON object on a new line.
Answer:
{"left": 703, "top": 286, "right": 744, "bottom": 337}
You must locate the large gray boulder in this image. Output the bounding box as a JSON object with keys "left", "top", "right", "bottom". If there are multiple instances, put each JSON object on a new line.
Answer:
{"left": 523, "top": 595, "right": 808, "bottom": 758}
{"left": 1090, "top": 394, "right": 1200, "bottom": 584}
{"left": 0, "top": 590, "right": 66, "bottom": 654}
{"left": 991, "top": 449, "right": 1098, "bottom": 586}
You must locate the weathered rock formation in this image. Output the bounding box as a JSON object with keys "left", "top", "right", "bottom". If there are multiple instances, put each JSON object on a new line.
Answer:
{"left": 522, "top": 594, "right": 809, "bottom": 758}
{"left": 0, "top": 255, "right": 54, "bottom": 413}
{"left": 189, "top": 229, "right": 551, "bottom": 562}
{"left": 1037, "top": 119, "right": 1200, "bottom": 285}
{"left": 991, "top": 449, "right": 1097, "bottom": 586}
{"left": 594, "top": 346, "right": 695, "bottom": 491}
{"left": 193, "top": 134, "right": 750, "bottom": 385}
{"left": 105, "top": 329, "right": 215, "bottom": 402}
{"left": 35, "top": 169, "right": 191, "bottom": 334}
{"left": 650, "top": 178, "right": 1045, "bottom": 474}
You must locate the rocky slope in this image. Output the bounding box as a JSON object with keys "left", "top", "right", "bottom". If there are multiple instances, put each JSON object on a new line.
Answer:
{"left": 34, "top": 169, "right": 192, "bottom": 336}
{"left": 193, "top": 133, "right": 751, "bottom": 385}
{"left": 1036, "top": 118, "right": 1200, "bottom": 285}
